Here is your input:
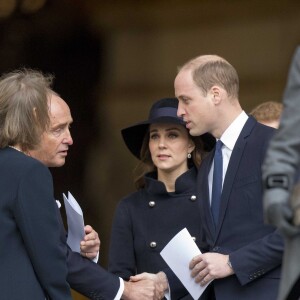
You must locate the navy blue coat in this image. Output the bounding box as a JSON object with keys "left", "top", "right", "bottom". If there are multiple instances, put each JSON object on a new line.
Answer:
{"left": 0, "top": 147, "right": 72, "bottom": 300}
{"left": 108, "top": 167, "right": 202, "bottom": 299}
{"left": 0, "top": 147, "right": 120, "bottom": 300}
{"left": 167, "top": 117, "right": 284, "bottom": 300}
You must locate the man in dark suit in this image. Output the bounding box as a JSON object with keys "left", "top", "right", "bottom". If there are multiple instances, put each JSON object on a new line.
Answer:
{"left": 0, "top": 69, "right": 72, "bottom": 300}
{"left": 263, "top": 46, "right": 300, "bottom": 300}
{"left": 0, "top": 69, "right": 160, "bottom": 300}
{"left": 168, "top": 54, "right": 283, "bottom": 299}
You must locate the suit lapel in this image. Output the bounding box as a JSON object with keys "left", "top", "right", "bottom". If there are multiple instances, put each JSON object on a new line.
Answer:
{"left": 214, "top": 117, "right": 256, "bottom": 240}
{"left": 198, "top": 150, "right": 216, "bottom": 237}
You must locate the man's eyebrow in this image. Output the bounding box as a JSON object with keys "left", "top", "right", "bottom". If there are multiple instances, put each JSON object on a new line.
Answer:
{"left": 51, "top": 121, "right": 71, "bottom": 129}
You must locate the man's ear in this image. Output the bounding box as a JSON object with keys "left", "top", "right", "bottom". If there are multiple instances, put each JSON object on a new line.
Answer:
{"left": 210, "top": 86, "right": 222, "bottom": 104}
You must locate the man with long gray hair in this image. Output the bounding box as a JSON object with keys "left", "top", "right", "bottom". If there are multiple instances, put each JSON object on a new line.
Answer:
{"left": 0, "top": 68, "right": 160, "bottom": 300}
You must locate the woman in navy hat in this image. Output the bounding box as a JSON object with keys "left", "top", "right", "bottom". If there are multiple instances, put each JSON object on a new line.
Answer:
{"left": 108, "top": 98, "right": 215, "bottom": 299}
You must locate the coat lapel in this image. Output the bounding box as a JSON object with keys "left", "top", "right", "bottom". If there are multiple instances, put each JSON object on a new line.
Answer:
{"left": 198, "top": 150, "right": 216, "bottom": 237}
{"left": 214, "top": 117, "right": 256, "bottom": 241}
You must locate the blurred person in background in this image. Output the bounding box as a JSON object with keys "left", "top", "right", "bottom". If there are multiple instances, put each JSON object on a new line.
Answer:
{"left": 263, "top": 46, "right": 300, "bottom": 300}
{"left": 250, "top": 100, "right": 283, "bottom": 128}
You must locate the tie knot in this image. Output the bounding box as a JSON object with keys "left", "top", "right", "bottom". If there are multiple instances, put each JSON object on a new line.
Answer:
{"left": 216, "top": 140, "right": 223, "bottom": 151}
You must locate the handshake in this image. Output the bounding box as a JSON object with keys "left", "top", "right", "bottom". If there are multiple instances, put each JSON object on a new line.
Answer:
{"left": 122, "top": 272, "right": 168, "bottom": 300}
{"left": 80, "top": 225, "right": 168, "bottom": 300}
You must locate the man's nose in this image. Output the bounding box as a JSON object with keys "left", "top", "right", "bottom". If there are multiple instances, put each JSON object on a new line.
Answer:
{"left": 63, "top": 129, "right": 73, "bottom": 145}
{"left": 177, "top": 102, "right": 185, "bottom": 117}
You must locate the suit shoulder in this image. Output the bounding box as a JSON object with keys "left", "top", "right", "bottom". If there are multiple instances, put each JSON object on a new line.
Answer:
{"left": 252, "top": 121, "right": 276, "bottom": 140}
{"left": 0, "top": 148, "right": 50, "bottom": 180}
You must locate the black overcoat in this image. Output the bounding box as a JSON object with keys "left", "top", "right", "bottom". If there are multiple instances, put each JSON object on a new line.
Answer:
{"left": 109, "top": 167, "right": 203, "bottom": 299}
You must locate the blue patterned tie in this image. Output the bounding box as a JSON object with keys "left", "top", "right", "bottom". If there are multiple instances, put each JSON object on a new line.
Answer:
{"left": 211, "top": 140, "right": 223, "bottom": 226}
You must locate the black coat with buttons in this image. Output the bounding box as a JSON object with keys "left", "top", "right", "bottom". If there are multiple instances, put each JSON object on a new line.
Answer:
{"left": 108, "top": 167, "right": 202, "bottom": 284}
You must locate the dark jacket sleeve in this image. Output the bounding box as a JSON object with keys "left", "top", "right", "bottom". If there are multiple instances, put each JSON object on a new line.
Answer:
{"left": 230, "top": 229, "right": 284, "bottom": 285}
{"left": 66, "top": 248, "right": 121, "bottom": 300}
{"left": 57, "top": 208, "right": 121, "bottom": 300}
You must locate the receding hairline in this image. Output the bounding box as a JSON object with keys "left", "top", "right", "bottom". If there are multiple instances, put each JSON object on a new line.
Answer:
{"left": 179, "top": 54, "right": 229, "bottom": 72}
{"left": 47, "top": 92, "right": 72, "bottom": 119}
{"left": 47, "top": 91, "right": 69, "bottom": 111}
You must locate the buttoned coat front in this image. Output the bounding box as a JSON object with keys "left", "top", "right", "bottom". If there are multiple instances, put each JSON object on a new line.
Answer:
{"left": 109, "top": 167, "right": 202, "bottom": 298}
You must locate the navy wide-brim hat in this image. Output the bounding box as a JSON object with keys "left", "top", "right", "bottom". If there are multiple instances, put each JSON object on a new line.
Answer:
{"left": 121, "top": 97, "right": 215, "bottom": 159}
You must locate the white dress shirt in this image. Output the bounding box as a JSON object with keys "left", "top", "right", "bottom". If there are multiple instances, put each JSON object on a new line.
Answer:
{"left": 208, "top": 111, "right": 249, "bottom": 204}
{"left": 115, "top": 279, "right": 124, "bottom": 300}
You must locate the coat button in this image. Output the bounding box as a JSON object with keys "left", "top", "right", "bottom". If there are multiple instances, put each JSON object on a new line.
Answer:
{"left": 190, "top": 195, "right": 197, "bottom": 201}
{"left": 192, "top": 236, "right": 196, "bottom": 242}
{"left": 150, "top": 242, "right": 157, "bottom": 248}
{"left": 149, "top": 201, "right": 155, "bottom": 207}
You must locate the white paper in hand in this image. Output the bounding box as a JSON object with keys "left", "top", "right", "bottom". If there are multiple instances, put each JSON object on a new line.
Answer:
{"left": 63, "top": 191, "right": 85, "bottom": 253}
{"left": 160, "top": 228, "right": 211, "bottom": 300}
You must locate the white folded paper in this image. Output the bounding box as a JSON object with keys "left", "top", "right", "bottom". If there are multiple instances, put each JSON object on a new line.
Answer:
{"left": 160, "top": 228, "right": 211, "bottom": 300}
{"left": 63, "top": 191, "right": 85, "bottom": 253}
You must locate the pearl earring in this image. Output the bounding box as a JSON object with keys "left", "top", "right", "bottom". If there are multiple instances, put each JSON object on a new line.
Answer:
{"left": 187, "top": 153, "right": 192, "bottom": 159}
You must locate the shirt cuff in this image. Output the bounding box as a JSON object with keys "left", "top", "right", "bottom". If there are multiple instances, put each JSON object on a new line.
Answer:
{"left": 165, "top": 288, "right": 171, "bottom": 300}
{"left": 114, "top": 278, "right": 124, "bottom": 300}
{"left": 92, "top": 251, "right": 99, "bottom": 263}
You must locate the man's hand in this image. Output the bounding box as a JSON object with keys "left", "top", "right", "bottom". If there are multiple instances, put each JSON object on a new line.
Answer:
{"left": 263, "top": 187, "right": 300, "bottom": 237}
{"left": 125, "top": 272, "right": 167, "bottom": 300}
{"left": 189, "top": 253, "right": 234, "bottom": 286}
{"left": 266, "top": 202, "right": 300, "bottom": 237}
{"left": 122, "top": 272, "right": 166, "bottom": 300}
{"left": 80, "top": 225, "right": 100, "bottom": 259}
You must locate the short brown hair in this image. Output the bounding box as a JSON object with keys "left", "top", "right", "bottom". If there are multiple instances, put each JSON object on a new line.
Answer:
{"left": 180, "top": 55, "right": 239, "bottom": 99}
{"left": 0, "top": 69, "right": 54, "bottom": 151}
{"left": 250, "top": 101, "right": 283, "bottom": 123}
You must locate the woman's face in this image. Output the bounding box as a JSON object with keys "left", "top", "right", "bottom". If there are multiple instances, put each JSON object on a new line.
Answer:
{"left": 149, "top": 123, "right": 195, "bottom": 176}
